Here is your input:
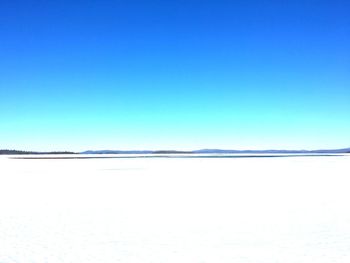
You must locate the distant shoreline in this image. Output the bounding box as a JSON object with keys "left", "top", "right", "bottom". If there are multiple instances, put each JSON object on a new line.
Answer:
{"left": 0, "top": 150, "right": 77, "bottom": 155}
{"left": 1, "top": 148, "right": 350, "bottom": 155}
{"left": 9, "top": 153, "right": 345, "bottom": 160}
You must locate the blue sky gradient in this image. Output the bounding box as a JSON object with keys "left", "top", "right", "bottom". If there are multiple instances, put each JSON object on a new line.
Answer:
{"left": 1, "top": 0, "right": 349, "bottom": 151}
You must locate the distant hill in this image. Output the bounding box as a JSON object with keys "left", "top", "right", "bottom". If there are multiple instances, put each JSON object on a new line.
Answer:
{"left": 192, "top": 149, "right": 307, "bottom": 154}
{"left": 309, "top": 148, "right": 350, "bottom": 153}
{"left": 81, "top": 148, "right": 350, "bottom": 154}
{"left": 81, "top": 150, "right": 153, "bottom": 154}
{"left": 152, "top": 150, "right": 193, "bottom": 154}
{"left": 193, "top": 148, "right": 350, "bottom": 154}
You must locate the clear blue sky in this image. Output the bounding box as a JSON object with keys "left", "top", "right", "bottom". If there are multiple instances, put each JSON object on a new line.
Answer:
{"left": 1, "top": 0, "right": 349, "bottom": 151}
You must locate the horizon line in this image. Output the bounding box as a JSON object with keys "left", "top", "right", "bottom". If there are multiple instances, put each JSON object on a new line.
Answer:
{"left": 1, "top": 146, "right": 350, "bottom": 155}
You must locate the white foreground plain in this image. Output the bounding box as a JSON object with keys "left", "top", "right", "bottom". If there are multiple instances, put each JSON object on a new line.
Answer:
{"left": 0, "top": 154, "right": 350, "bottom": 263}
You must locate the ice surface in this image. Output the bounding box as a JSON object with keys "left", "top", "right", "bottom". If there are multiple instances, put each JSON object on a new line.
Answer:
{"left": 0, "top": 154, "right": 350, "bottom": 262}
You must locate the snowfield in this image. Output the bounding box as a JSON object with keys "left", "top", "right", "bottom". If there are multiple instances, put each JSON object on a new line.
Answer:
{"left": 0, "top": 154, "right": 350, "bottom": 263}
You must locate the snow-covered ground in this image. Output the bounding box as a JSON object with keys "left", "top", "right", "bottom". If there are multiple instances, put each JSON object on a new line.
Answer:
{"left": 0, "top": 154, "right": 350, "bottom": 263}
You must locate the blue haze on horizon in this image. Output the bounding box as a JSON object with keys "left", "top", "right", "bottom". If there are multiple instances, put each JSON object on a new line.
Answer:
{"left": 1, "top": 0, "right": 349, "bottom": 151}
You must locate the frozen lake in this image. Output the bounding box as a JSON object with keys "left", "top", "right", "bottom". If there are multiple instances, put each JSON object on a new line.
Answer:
{"left": 1, "top": 154, "right": 350, "bottom": 262}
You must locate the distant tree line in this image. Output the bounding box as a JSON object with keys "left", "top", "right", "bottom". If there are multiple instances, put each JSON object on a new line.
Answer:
{"left": 0, "top": 149, "right": 76, "bottom": 155}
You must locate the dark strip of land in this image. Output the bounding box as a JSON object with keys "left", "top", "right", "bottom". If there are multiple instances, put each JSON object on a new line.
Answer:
{"left": 11, "top": 154, "right": 341, "bottom": 160}
{"left": 2, "top": 148, "right": 350, "bottom": 155}
{"left": 0, "top": 150, "right": 76, "bottom": 155}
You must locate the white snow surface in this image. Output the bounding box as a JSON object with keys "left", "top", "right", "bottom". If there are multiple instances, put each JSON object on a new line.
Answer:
{"left": 0, "top": 154, "right": 350, "bottom": 263}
